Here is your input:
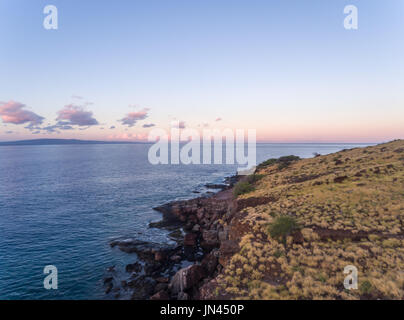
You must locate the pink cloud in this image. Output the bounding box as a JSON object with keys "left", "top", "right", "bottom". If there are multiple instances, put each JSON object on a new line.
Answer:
{"left": 56, "top": 104, "right": 99, "bottom": 126}
{"left": 120, "top": 108, "right": 149, "bottom": 127}
{"left": 107, "top": 133, "right": 148, "bottom": 141}
{"left": 0, "top": 101, "right": 44, "bottom": 128}
{"left": 215, "top": 117, "right": 222, "bottom": 122}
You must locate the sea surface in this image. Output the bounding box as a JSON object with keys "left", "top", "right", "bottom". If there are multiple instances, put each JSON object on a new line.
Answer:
{"left": 0, "top": 143, "right": 372, "bottom": 299}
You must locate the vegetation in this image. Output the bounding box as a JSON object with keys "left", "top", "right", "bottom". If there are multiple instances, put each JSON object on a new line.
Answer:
{"left": 360, "top": 280, "right": 373, "bottom": 295}
{"left": 267, "top": 216, "right": 300, "bottom": 243}
{"left": 257, "top": 155, "right": 301, "bottom": 170}
{"left": 233, "top": 181, "right": 255, "bottom": 197}
{"left": 233, "top": 174, "right": 264, "bottom": 197}
{"left": 214, "top": 140, "right": 404, "bottom": 300}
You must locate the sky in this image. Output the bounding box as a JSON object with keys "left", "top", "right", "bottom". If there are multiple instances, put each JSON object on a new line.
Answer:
{"left": 0, "top": 0, "right": 403, "bottom": 143}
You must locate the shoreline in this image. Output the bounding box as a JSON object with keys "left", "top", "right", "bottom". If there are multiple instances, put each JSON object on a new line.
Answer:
{"left": 105, "top": 174, "right": 242, "bottom": 300}
{"left": 104, "top": 139, "right": 404, "bottom": 300}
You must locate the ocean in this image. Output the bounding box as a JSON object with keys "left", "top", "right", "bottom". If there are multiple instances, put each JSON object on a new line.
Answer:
{"left": 0, "top": 143, "right": 371, "bottom": 299}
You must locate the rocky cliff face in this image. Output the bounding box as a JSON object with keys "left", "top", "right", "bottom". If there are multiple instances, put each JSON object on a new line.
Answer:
{"left": 107, "top": 140, "right": 404, "bottom": 300}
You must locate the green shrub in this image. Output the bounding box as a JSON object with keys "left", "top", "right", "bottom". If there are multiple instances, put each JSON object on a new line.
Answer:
{"left": 360, "top": 280, "right": 373, "bottom": 295}
{"left": 257, "top": 158, "right": 277, "bottom": 168}
{"left": 267, "top": 216, "right": 300, "bottom": 242}
{"left": 233, "top": 181, "right": 255, "bottom": 197}
{"left": 277, "top": 155, "right": 300, "bottom": 170}
{"left": 233, "top": 174, "right": 264, "bottom": 197}
{"left": 258, "top": 155, "right": 300, "bottom": 169}
{"left": 257, "top": 156, "right": 300, "bottom": 170}
{"left": 246, "top": 174, "right": 264, "bottom": 184}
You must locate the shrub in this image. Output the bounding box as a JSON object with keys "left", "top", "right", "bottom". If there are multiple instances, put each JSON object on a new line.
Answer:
{"left": 273, "top": 250, "right": 284, "bottom": 258}
{"left": 257, "top": 158, "right": 277, "bottom": 168}
{"left": 267, "top": 216, "right": 300, "bottom": 242}
{"left": 233, "top": 174, "right": 264, "bottom": 197}
{"left": 360, "top": 280, "right": 373, "bottom": 295}
{"left": 257, "top": 155, "right": 300, "bottom": 170}
{"left": 233, "top": 181, "right": 255, "bottom": 197}
{"left": 277, "top": 155, "right": 300, "bottom": 170}
{"left": 246, "top": 174, "right": 264, "bottom": 184}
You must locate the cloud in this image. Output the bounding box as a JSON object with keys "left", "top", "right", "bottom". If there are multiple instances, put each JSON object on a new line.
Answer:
{"left": 215, "top": 117, "right": 222, "bottom": 122}
{"left": 42, "top": 123, "right": 74, "bottom": 133}
{"left": 142, "top": 123, "right": 155, "bottom": 128}
{"left": 120, "top": 108, "right": 149, "bottom": 127}
{"left": 5, "top": 130, "right": 13, "bottom": 134}
{"left": 56, "top": 104, "right": 99, "bottom": 126}
{"left": 107, "top": 133, "right": 148, "bottom": 141}
{"left": 0, "top": 101, "right": 44, "bottom": 128}
{"left": 71, "top": 95, "right": 83, "bottom": 100}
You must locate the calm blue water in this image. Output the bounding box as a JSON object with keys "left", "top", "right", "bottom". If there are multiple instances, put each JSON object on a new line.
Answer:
{"left": 0, "top": 143, "right": 371, "bottom": 299}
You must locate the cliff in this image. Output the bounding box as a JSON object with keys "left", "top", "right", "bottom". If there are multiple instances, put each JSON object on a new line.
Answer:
{"left": 108, "top": 140, "right": 404, "bottom": 300}
{"left": 198, "top": 139, "right": 404, "bottom": 300}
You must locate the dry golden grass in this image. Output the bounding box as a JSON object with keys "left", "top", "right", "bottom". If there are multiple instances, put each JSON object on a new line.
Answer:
{"left": 217, "top": 140, "right": 404, "bottom": 299}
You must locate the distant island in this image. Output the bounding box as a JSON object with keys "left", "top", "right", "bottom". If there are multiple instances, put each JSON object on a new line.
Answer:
{"left": 0, "top": 139, "right": 151, "bottom": 146}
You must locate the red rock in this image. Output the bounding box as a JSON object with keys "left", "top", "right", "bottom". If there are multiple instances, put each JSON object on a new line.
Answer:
{"left": 184, "top": 233, "right": 197, "bottom": 246}
{"left": 219, "top": 240, "right": 239, "bottom": 266}
{"left": 201, "top": 253, "right": 218, "bottom": 275}
{"left": 156, "top": 277, "right": 169, "bottom": 283}
{"left": 202, "top": 230, "right": 218, "bottom": 247}
{"left": 154, "top": 251, "right": 165, "bottom": 262}
{"left": 150, "top": 291, "right": 170, "bottom": 300}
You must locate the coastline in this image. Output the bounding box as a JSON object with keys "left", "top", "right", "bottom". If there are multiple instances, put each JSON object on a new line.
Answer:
{"left": 104, "top": 139, "right": 404, "bottom": 300}
{"left": 105, "top": 174, "right": 242, "bottom": 300}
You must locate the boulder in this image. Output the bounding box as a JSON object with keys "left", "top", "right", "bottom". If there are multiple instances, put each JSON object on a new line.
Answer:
{"left": 219, "top": 240, "right": 239, "bottom": 266}
{"left": 125, "top": 262, "right": 142, "bottom": 273}
{"left": 154, "top": 251, "right": 165, "bottom": 262}
{"left": 184, "top": 233, "right": 197, "bottom": 246}
{"left": 201, "top": 253, "right": 218, "bottom": 275}
{"left": 155, "top": 282, "right": 168, "bottom": 292}
{"left": 201, "top": 230, "right": 219, "bottom": 247}
{"left": 170, "top": 255, "right": 182, "bottom": 262}
{"left": 169, "top": 264, "right": 205, "bottom": 294}
{"left": 129, "top": 276, "right": 157, "bottom": 300}
{"left": 150, "top": 290, "right": 170, "bottom": 300}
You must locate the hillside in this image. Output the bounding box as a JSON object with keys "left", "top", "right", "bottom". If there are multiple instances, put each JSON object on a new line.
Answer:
{"left": 106, "top": 140, "right": 404, "bottom": 300}
{"left": 201, "top": 140, "right": 404, "bottom": 300}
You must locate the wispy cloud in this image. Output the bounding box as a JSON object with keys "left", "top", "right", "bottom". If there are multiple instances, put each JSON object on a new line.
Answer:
{"left": 142, "top": 123, "right": 155, "bottom": 128}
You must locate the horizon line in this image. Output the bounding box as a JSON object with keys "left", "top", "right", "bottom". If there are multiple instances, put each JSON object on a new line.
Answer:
{"left": 0, "top": 138, "right": 385, "bottom": 145}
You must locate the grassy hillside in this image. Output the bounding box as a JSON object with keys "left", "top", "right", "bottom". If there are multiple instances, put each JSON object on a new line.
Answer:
{"left": 215, "top": 140, "right": 404, "bottom": 299}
